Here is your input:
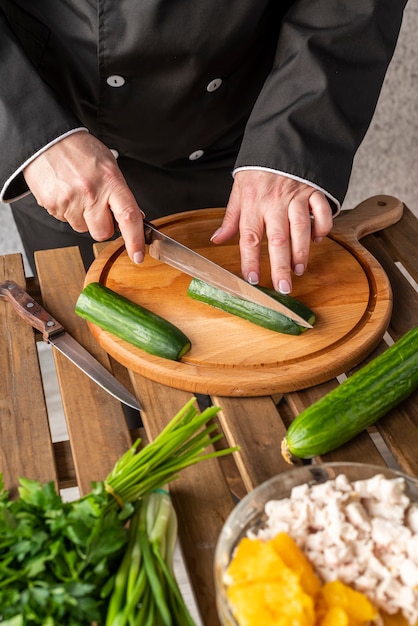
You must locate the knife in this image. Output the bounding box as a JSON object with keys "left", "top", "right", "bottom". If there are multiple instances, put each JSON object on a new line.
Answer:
{"left": 143, "top": 220, "right": 312, "bottom": 328}
{"left": 0, "top": 280, "right": 140, "bottom": 411}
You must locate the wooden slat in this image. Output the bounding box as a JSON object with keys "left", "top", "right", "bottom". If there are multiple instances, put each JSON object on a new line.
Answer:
{"left": 376, "top": 205, "right": 418, "bottom": 283}
{"left": 128, "top": 375, "right": 236, "bottom": 626}
{"left": 319, "top": 429, "right": 387, "bottom": 465}
{"left": 376, "top": 394, "right": 418, "bottom": 476}
{"left": 53, "top": 440, "right": 77, "bottom": 489}
{"left": 284, "top": 378, "right": 340, "bottom": 417}
{"left": 34, "top": 247, "right": 133, "bottom": 495}
{"left": 0, "top": 254, "right": 57, "bottom": 497}
{"left": 212, "top": 395, "right": 290, "bottom": 492}
{"left": 362, "top": 233, "right": 418, "bottom": 337}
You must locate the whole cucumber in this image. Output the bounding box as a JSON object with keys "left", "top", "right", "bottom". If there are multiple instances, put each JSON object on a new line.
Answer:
{"left": 282, "top": 325, "right": 418, "bottom": 462}
{"left": 75, "top": 282, "right": 191, "bottom": 360}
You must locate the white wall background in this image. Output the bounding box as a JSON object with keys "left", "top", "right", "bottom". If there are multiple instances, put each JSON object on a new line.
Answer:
{"left": 343, "top": 0, "right": 418, "bottom": 215}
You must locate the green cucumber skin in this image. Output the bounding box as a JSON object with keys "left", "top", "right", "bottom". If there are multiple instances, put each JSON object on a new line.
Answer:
{"left": 285, "top": 326, "right": 418, "bottom": 459}
{"left": 187, "top": 278, "right": 315, "bottom": 336}
{"left": 75, "top": 282, "right": 191, "bottom": 361}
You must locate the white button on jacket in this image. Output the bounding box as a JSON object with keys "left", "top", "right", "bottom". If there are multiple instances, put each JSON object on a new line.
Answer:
{"left": 188, "top": 150, "right": 204, "bottom": 161}
{"left": 206, "top": 78, "right": 223, "bottom": 92}
{"left": 106, "top": 75, "right": 126, "bottom": 87}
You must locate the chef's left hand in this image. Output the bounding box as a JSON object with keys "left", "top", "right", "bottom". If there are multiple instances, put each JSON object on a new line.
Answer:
{"left": 210, "top": 170, "right": 333, "bottom": 294}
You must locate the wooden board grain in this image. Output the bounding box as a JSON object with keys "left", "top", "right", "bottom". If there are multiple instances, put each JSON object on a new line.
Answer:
{"left": 84, "top": 195, "right": 403, "bottom": 396}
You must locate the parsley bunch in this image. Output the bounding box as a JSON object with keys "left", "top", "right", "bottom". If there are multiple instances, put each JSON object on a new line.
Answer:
{"left": 0, "top": 479, "right": 126, "bottom": 624}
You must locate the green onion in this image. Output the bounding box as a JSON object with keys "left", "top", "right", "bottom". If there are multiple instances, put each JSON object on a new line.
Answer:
{"left": 106, "top": 491, "right": 197, "bottom": 626}
{"left": 103, "top": 398, "right": 234, "bottom": 509}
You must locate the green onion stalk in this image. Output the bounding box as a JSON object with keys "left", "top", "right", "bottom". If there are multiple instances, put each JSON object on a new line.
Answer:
{"left": 105, "top": 490, "right": 195, "bottom": 626}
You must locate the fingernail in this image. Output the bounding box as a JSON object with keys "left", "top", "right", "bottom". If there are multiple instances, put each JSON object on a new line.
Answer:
{"left": 294, "top": 264, "right": 304, "bottom": 276}
{"left": 210, "top": 227, "right": 223, "bottom": 242}
{"left": 248, "top": 272, "right": 259, "bottom": 285}
{"left": 278, "top": 280, "right": 291, "bottom": 294}
{"left": 314, "top": 237, "right": 323, "bottom": 244}
{"left": 133, "top": 251, "right": 144, "bottom": 264}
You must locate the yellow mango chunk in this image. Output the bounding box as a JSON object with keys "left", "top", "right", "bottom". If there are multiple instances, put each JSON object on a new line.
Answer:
{"left": 319, "top": 606, "right": 349, "bottom": 626}
{"left": 226, "top": 581, "right": 280, "bottom": 626}
{"left": 271, "top": 532, "right": 321, "bottom": 597}
{"left": 226, "top": 536, "right": 315, "bottom": 626}
{"left": 224, "top": 533, "right": 380, "bottom": 626}
{"left": 227, "top": 579, "right": 315, "bottom": 626}
{"left": 320, "top": 580, "right": 377, "bottom": 622}
{"left": 226, "top": 537, "right": 297, "bottom": 585}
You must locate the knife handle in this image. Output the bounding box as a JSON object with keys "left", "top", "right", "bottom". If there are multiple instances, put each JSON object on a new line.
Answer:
{"left": 0, "top": 280, "right": 65, "bottom": 341}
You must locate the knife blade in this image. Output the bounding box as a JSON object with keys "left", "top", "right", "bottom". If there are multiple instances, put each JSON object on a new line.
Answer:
{"left": 144, "top": 220, "right": 312, "bottom": 328}
{"left": 0, "top": 280, "right": 140, "bottom": 411}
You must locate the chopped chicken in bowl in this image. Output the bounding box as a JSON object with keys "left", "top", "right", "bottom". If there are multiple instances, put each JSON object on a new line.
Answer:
{"left": 214, "top": 462, "right": 418, "bottom": 626}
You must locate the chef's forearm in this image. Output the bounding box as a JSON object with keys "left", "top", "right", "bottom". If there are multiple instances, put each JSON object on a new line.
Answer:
{"left": 0, "top": 10, "right": 82, "bottom": 202}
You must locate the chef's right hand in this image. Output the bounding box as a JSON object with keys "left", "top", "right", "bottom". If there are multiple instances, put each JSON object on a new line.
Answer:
{"left": 23, "top": 131, "right": 146, "bottom": 264}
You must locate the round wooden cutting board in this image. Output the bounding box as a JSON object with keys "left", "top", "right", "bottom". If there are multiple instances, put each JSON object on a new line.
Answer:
{"left": 84, "top": 195, "right": 403, "bottom": 396}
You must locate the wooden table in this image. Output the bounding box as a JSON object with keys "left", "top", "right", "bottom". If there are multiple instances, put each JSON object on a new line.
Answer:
{"left": 1, "top": 197, "right": 417, "bottom": 626}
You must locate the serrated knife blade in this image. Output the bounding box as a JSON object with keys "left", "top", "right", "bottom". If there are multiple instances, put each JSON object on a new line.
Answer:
{"left": 144, "top": 220, "right": 312, "bottom": 328}
{"left": 0, "top": 280, "right": 140, "bottom": 411}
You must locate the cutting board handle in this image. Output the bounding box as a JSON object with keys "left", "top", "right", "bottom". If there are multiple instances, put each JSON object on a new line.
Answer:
{"left": 331, "top": 195, "right": 404, "bottom": 241}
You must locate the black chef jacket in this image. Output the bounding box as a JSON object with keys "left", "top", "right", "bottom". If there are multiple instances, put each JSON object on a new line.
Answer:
{"left": 0, "top": 0, "right": 408, "bottom": 220}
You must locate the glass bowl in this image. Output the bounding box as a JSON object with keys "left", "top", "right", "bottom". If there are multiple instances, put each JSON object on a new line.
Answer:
{"left": 214, "top": 462, "right": 418, "bottom": 626}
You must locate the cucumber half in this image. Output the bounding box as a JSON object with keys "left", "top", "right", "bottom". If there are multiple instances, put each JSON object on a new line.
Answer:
{"left": 187, "top": 277, "right": 315, "bottom": 336}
